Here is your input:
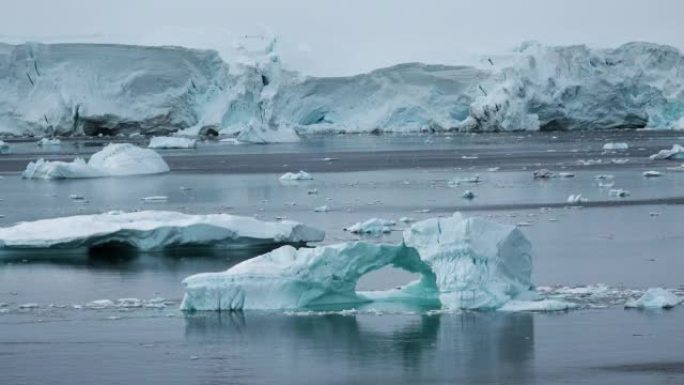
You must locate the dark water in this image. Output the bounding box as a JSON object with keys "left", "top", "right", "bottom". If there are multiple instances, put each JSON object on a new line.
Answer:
{"left": 2, "top": 131, "right": 684, "bottom": 384}
{"left": 1, "top": 308, "right": 683, "bottom": 385}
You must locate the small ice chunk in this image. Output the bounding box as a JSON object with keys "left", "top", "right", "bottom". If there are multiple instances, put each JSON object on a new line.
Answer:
{"left": 603, "top": 142, "right": 628, "bottom": 151}
{"left": 86, "top": 299, "right": 115, "bottom": 309}
{"left": 567, "top": 194, "right": 588, "bottom": 204}
{"left": 141, "top": 195, "right": 168, "bottom": 202}
{"left": 148, "top": 136, "right": 197, "bottom": 149}
{"left": 398, "top": 217, "right": 415, "bottom": 223}
{"left": 279, "top": 171, "right": 314, "bottom": 182}
{"left": 557, "top": 172, "right": 574, "bottom": 178}
{"left": 461, "top": 190, "right": 475, "bottom": 200}
{"left": 0, "top": 140, "right": 11, "bottom": 154}
{"left": 499, "top": 299, "right": 578, "bottom": 312}
{"left": 19, "top": 303, "right": 40, "bottom": 309}
{"left": 533, "top": 169, "right": 553, "bottom": 179}
{"left": 487, "top": 167, "right": 500, "bottom": 172}
{"left": 345, "top": 218, "right": 396, "bottom": 234}
{"left": 448, "top": 175, "right": 480, "bottom": 186}
{"left": 625, "top": 288, "right": 681, "bottom": 309}
{"left": 643, "top": 170, "right": 662, "bottom": 177}
{"left": 313, "top": 205, "right": 330, "bottom": 212}
{"left": 69, "top": 194, "right": 86, "bottom": 201}
{"left": 609, "top": 189, "right": 630, "bottom": 198}
{"left": 37, "top": 138, "right": 61, "bottom": 147}
{"left": 649, "top": 144, "right": 684, "bottom": 160}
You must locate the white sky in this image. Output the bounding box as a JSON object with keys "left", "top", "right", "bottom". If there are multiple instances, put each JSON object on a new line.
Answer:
{"left": 2, "top": 0, "right": 683, "bottom": 76}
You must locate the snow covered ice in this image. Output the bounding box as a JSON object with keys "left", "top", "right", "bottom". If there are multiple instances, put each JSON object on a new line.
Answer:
{"left": 5, "top": 41, "right": 684, "bottom": 138}
{"left": 625, "top": 288, "right": 682, "bottom": 309}
{"left": 22, "top": 143, "right": 169, "bottom": 179}
{"left": 181, "top": 213, "right": 534, "bottom": 311}
{"left": 0, "top": 210, "right": 324, "bottom": 251}
{"left": 148, "top": 136, "right": 197, "bottom": 149}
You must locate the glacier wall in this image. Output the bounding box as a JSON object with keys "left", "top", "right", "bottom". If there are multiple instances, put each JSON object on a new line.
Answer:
{"left": 2, "top": 41, "right": 684, "bottom": 137}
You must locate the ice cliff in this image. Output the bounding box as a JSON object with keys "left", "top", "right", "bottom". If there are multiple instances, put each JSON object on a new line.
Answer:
{"left": 2, "top": 41, "right": 684, "bottom": 137}
{"left": 181, "top": 213, "right": 534, "bottom": 311}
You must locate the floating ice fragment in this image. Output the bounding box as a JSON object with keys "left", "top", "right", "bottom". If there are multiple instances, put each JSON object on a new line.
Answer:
{"left": 313, "top": 205, "right": 329, "bottom": 212}
{"left": 567, "top": 194, "right": 588, "bottom": 203}
{"left": 345, "top": 218, "right": 396, "bottom": 234}
{"left": 499, "top": 299, "right": 578, "bottom": 312}
{"left": 643, "top": 170, "right": 662, "bottom": 177}
{"left": 602, "top": 142, "right": 628, "bottom": 151}
{"left": 37, "top": 138, "right": 61, "bottom": 147}
{"left": 625, "top": 288, "right": 681, "bottom": 309}
{"left": 279, "top": 170, "right": 313, "bottom": 182}
{"left": 557, "top": 172, "right": 575, "bottom": 178}
{"left": 649, "top": 144, "right": 684, "bottom": 160}
{"left": 0, "top": 140, "right": 10, "bottom": 154}
{"left": 148, "top": 136, "right": 197, "bottom": 149}
{"left": 448, "top": 175, "right": 480, "bottom": 186}
{"left": 141, "top": 195, "right": 168, "bottom": 202}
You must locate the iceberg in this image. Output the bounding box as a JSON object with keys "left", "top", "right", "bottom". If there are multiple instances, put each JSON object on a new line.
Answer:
{"left": 0, "top": 140, "right": 10, "bottom": 154}
{"left": 22, "top": 143, "right": 169, "bottom": 179}
{"left": 279, "top": 170, "right": 313, "bottom": 182}
{"left": 649, "top": 144, "right": 684, "bottom": 160}
{"left": 148, "top": 136, "right": 197, "bottom": 149}
{"left": 181, "top": 213, "right": 533, "bottom": 311}
{"left": 603, "top": 142, "right": 629, "bottom": 151}
{"left": 344, "top": 218, "right": 396, "bottom": 234}
{"left": 0, "top": 210, "right": 324, "bottom": 251}
{"left": 36, "top": 138, "right": 61, "bottom": 147}
{"left": 625, "top": 288, "right": 681, "bottom": 309}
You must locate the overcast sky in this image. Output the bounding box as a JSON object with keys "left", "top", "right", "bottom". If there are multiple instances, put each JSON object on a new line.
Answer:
{"left": 2, "top": 0, "right": 683, "bottom": 75}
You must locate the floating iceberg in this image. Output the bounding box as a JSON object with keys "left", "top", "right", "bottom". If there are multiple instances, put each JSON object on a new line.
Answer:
{"left": 602, "top": 142, "right": 629, "bottom": 151}
{"left": 36, "top": 138, "right": 61, "bottom": 147}
{"left": 567, "top": 194, "right": 588, "bottom": 203}
{"left": 625, "top": 288, "right": 681, "bottom": 309}
{"left": 649, "top": 144, "right": 684, "bottom": 160}
{"left": 498, "top": 299, "right": 578, "bottom": 312}
{"left": 181, "top": 213, "right": 533, "bottom": 311}
{"left": 344, "top": 218, "right": 396, "bottom": 234}
{"left": 0, "top": 210, "right": 324, "bottom": 251}
{"left": 643, "top": 170, "right": 662, "bottom": 177}
{"left": 22, "top": 143, "right": 169, "bottom": 179}
{"left": 0, "top": 140, "right": 10, "bottom": 154}
{"left": 279, "top": 170, "right": 313, "bottom": 182}
{"left": 148, "top": 136, "right": 197, "bottom": 149}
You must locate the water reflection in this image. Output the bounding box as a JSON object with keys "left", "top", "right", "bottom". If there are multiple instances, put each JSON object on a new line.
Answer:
{"left": 184, "top": 311, "right": 534, "bottom": 384}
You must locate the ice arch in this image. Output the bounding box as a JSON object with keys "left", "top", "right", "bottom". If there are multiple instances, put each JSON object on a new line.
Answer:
{"left": 181, "top": 213, "right": 533, "bottom": 311}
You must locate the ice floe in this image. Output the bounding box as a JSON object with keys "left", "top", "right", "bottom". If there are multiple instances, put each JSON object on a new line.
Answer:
{"left": 345, "top": 218, "right": 396, "bottom": 234}
{"left": 148, "top": 136, "right": 197, "bottom": 149}
{"left": 0, "top": 210, "right": 324, "bottom": 251}
{"left": 22, "top": 143, "right": 169, "bottom": 179}
{"left": 279, "top": 170, "right": 314, "bottom": 182}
